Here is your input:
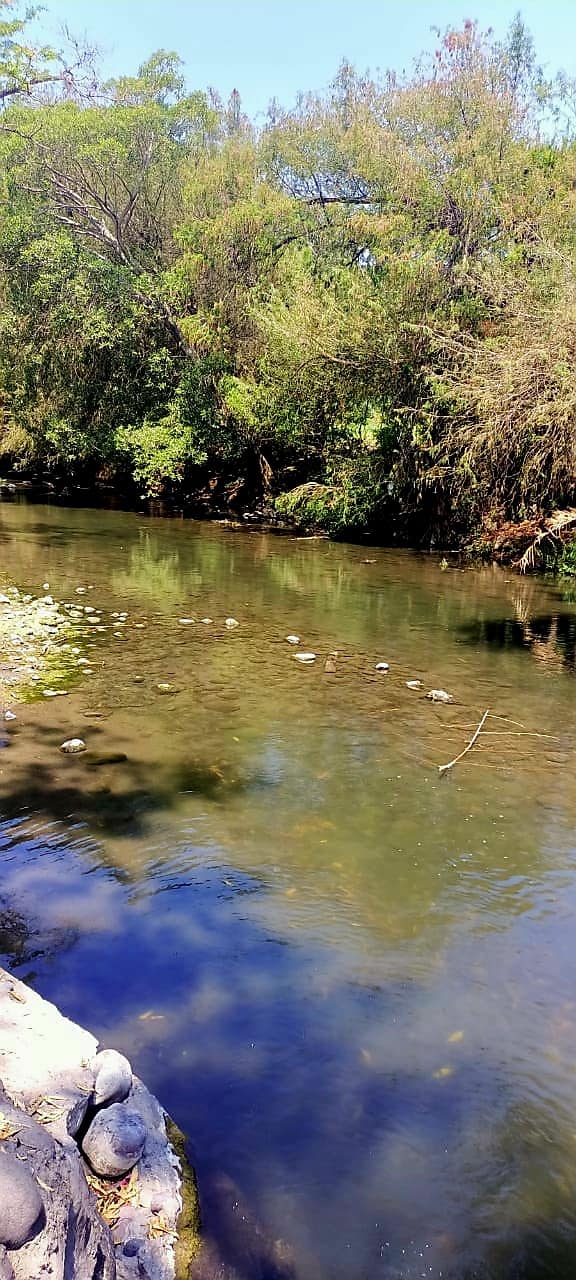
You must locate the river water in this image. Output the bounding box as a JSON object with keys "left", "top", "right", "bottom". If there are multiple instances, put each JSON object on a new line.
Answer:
{"left": 1, "top": 500, "right": 576, "bottom": 1278}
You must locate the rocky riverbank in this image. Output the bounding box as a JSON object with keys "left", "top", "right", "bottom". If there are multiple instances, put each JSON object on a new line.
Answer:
{"left": 0, "top": 969, "right": 199, "bottom": 1279}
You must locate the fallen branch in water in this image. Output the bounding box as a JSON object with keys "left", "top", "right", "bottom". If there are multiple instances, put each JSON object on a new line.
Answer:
{"left": 438, "top": 708, "right": 490, "bottom": 775}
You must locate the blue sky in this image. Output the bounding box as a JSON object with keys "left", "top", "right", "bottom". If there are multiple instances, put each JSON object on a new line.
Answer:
{"left": 35, "top": 1, "right": 576, "bottom": 121}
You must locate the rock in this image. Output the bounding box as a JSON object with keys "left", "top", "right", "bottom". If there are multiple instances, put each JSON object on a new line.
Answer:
{"left": 179, "top": 618, "right": 195, "bottom": 625}
{"left": 60, "top": 738, "right": 86, "bottom": 753}
{"left": 225, "top": 618, "right": 239, "bottom": 629}
{"left": 0, "top": 1150, "right": 45, "bottom": 1247}
{"left": 86, "top": 752, "right": 128, "bottom": 768}
{"left": 406, "top": 680, "right": 422, "bottom": 690}
{"left": 82, "top": 1103, "right": 146, "bottom": 1177}
{"left": 156, "top": 683, "right": 176, "bottom": 694}
{"left": 42, "top": 583, "right": 50, "bottom": 590}
{"left": 93, "top": 1048, "right": 133, "bottom": 1107}
{"left": 200, "top": 618, "right": 213, "bottom": 624}
{"left": 426, "top": 689, "right": 454, "bottom": 704}
{"left": 4, "top": 711, "right": 16, "bottom": 721}
{"left": 324, "top": 654, "right": 338, "bottom": 673}
{"left": 285, "top": 636, "right": 300, "bottom": 645}
{"left": 0, "top": 968, "right": 187, "bottom": 1278}
{"left": 375, "top": 662, "right": 389, "bottom": 672}
{"left": 294, "top": 653, "right": 316, "bottom": 663}
{"left": 0, "top": 1088, "right": 115, "bottom": 1277}
{"left": 113, "top": 1206, "right": 150, "bottom": 1245}
{"left": 0, "top": 1245, "right": 14, "bottom": 1280}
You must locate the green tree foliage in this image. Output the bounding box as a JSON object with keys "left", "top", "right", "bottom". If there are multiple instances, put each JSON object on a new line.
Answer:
{"left": 1, "top": 11, "right": 576, "bottom": 545}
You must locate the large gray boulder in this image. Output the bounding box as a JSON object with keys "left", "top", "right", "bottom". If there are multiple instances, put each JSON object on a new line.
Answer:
{"left": 0, "top": 1152, "right": 44, "bottom": 1248}
{"left": 0, "top": 1084, "right": 116, "bottom": 1280}
{"left": 82, "top": 1104, "right": 147, "bottom": 1178}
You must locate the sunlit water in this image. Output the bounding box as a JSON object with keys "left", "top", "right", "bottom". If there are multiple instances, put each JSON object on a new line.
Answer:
{"left": 2, "top": 500, "right": 576, "bottom": 1278}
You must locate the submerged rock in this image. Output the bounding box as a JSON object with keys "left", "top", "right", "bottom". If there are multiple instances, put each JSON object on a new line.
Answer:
{"left": 60, "top": 738, "right": 86, "bottom": 753}
{"left": 294, "top": 653, "right": 316, "bottom": 664}
{"left": 406, "top": 680, "right": 422, "bottom": 690}
{"left": 82, "top": 1103, "right": 147, "bottom": 1177}
{"left": 225, "top": 618, "right": 239, "bottom": 629}
{"left": 285, "top": 635, "right": 300, "bottom": 645}
{"left": 375, "top": 662, "right": 389, "bottom": 672}
{"left": 426, "top": 689, "right": 455, "bottom": 704}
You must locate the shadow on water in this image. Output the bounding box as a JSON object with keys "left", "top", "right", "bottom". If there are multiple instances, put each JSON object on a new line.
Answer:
{"left": 458, "top": 614, "right": 576, "bottom": 671}
{"left": 0, "top": 722, "right": 270, "bottom": 843}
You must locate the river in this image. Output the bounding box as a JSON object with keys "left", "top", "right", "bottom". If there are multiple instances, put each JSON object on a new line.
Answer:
{"left": 1, "top": 499, "right": 576, "bottom": 1279}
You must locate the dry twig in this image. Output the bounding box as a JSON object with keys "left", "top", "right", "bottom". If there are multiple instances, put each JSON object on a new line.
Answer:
{"left": 438, "top": 709, "right": 490, "bottom": 775}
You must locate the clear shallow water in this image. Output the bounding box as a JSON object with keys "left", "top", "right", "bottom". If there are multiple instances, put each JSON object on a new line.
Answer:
{"left": 1, "top": 502, "right": 576, "bottom": 1277}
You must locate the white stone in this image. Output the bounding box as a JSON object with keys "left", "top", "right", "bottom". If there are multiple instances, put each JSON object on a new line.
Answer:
{"left": 225, "top": 618, "right": 239, "bottom": 628}
{"left": 60, "top": 739, "right": 86, "bottom": 753}
{"left": 285, "top": 635, "right": 300, "bottom": 644}
{"left": 294, "top": 653, "right": 316, "bottom": 663}
{"left": 426, "top": 689, "right": 454, "bottom": 704}
{"left": 93, "top": 1048, "right": 133, "bottom": 1107}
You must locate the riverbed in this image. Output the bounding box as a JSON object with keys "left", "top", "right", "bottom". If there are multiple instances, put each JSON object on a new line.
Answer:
{"left": 1, "top": 499, "right": 576, "bottom": 1279}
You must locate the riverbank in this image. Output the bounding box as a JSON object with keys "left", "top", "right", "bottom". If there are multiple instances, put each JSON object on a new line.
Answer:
{"left": 0, "top": 969, "right": 199, "bottom": 1279}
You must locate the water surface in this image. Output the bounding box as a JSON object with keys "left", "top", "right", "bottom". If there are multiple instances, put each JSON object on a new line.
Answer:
{"left": 1, "top": 501, "right": 576, "bottom": 1278}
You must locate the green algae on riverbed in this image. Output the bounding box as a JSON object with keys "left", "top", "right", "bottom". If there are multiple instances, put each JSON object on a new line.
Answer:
{"left": 0, "top": 586, "right": 90, "bottom": 705}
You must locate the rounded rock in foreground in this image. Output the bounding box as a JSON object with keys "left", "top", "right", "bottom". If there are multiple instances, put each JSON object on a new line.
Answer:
{"left": 82, "top": 1104, "right": 146, "bottom": 1178}
{"left": 92, "top": 1048, "right": 133, "bottom": 1107}
{"left": 0, "top": 1151, "right": 45, "bottom": 1248}
{"left": 60, "top": 738, "right": 86, "bottom": 753}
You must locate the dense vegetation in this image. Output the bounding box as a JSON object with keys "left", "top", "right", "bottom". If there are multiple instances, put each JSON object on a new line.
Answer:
{"left": 2, "top": 4, "right": 576, "bottom": 552}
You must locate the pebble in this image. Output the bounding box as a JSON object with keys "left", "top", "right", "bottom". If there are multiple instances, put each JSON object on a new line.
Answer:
{"left": 225, "top": 618, "right": 239, "bottom": 628}
{"left": 4, "top": 711, "right": 16, "bottom": 722}
{"left": 82, "top": 1104, "right": 146, "bottom": 1178}
{"left": 42, "top": 583, "right": 50, "bottom": 590}
{"left": 43, "top": 689, "right": 68, "bottom": 697}
{"left": 406, "top": 680, "right": 422, "bottom": 690}
{"left": 178, "top": 618, "right": 195, "bottom": 625}
{"left": 157, "top": 683, "right": 175, "bottom": 693}
{"left": 285, "top": 636, "right": 300, "bottom": 645}
{"left": 60, "top": 738, "right": 87, "bottom": 753}
{"left": 200, "top": 618, "right": 213, "bottom": 624}
{"left": 375, "top": 662, "right": 389, "bottom": 672}
{"left": 0, "top": 1151, "right": 44, "bottom": 1248}
{"left": 426, "top": 689, "right": 455, "bottom": 704}
{"left": 92, "top": 1048, "right": 133, "bottom": 1107}
{"left": 295, "top": 653, "right": 316, "bottom": 663}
